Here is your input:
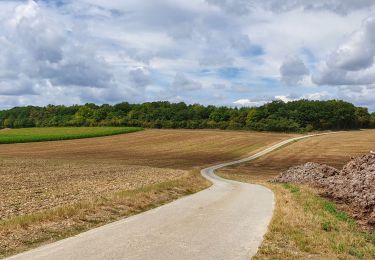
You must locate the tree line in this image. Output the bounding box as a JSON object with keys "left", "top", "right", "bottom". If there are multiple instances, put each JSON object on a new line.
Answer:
{"left": 0, "top": 100, "right": 374, "bottom": 132}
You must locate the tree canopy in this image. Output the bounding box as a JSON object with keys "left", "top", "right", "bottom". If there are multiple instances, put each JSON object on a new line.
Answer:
{"left": 0, "top": 100, "right": 374, "bottom": 132}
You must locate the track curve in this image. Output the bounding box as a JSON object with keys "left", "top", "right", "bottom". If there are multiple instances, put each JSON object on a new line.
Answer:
{"left": 7, "top": 133, "right": 327, "bottom": 260}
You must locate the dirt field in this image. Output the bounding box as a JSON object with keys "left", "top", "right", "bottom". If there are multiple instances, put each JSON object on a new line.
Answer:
{"left": 0, "top": 129, "right": 297, "bottom": 169}
{"left": 0, "top": 159, "right": 187, "bottom": 220}
{"left": 0, "top": 129, "right": 294, "bottom": 257}
{"left": 218, "top": 130, "right": 375, "bottom": 259}
{"left": 220, "top": 130, "right": 375, "bottom": 181}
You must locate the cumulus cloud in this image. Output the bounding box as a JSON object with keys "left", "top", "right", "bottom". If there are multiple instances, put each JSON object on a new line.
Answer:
{"left": 0, "top": 0, "right": 114, "bottom": 92}
{"left": 234, "top": 91, "right": 333, "bottom": 108}
{"left": 275, "top": 95, "right": 296, "bottom": 102}
{"left": 313, "top": 67, "right": 375, "bottom": 86}
{"left": 336, "top": 86, "right": 375, "bottom": 110}
{"left": 313, "top": 15, "right": 375, "bottom": 86}
{"left": 128, "top": 67, "right": 151, "bottom": 89}
{"left": 0, "top": 75, "right": 36, "bottom": 96}
{"left": 262, "top": 0, "right": 375, "bottom": 15}
{"left": 302, "top": 91, "right": 332, "bottom": 100}
{"left": 11, "top": 1, "right": 65, "bottom": 63}
{"left": 212, "top": 83, "right": 227, "bottom": 90}
{"left": 328, "top": 16, "right": 375, "bottom": 71}
{"left": 233, "top": 98, "right": 266, "bottom": 107}
{"left": 199, "top": 50, "right": 234, "bottom": 67}
{"left": 46, "top": 50, "right": 113, "bottom": 88}
{"left": 206, "top": 0, "right": 253, "bottom": 15}
{"left": 206, "top": 0, "right": 375, "bottom": 15}
{"left": 280, "top": 57, "right": 309, "bottom": 85}
{"left": 172, "top": 73, "right": 202, "bottom": 92}
{"left": 0, "top": 0, "right": 375, "bottom": 110}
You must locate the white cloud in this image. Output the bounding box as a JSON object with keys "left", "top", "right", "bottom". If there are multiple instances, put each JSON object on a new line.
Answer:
{"left": 0, "top": 0, "right": 375, "bottom": 110}
{"left": 207, "top": 0, "right": 375, "bottom": 15}
{"left": 314, "top": 14, "right": 375, "bottom": 86}
{"left": 233, "top": 98, "right": 266, "bottom": 107}
{"left": 338, "top": 85, "right": 375, "bottom": 107}
{"left": 128, "top": 67, "right": 151, "bottom": 89}
{"left": 275, "top": 91, "right": 333, "bottom": 102}
{"left": 0, "top": 0, "right": 142, "bottom": 107}
{"left": 234, "top": 92, "right": 333, "bottom": 107}
{"left": 0, "top": 75, "right": 36, "bottom": 96}
{"left": 328, "top": 29, "right": 374, "bottom": 71}
{"left": 302, "top": 91, "right": 332, "bottom": 100}
{"left": 172, "top": 73, "right": 202, "bottom": 92}
{"left": 280, "top": 57, "right": 309, "bottom": 85}
{"left": 1, "top": 0, "right": 114, "bottom": 89}
{"left": 206, "top": 0, "right": 253, "bottom": 15}
{"left": 273, "top": 96, "right": 290, "bottom": 102}
{"left": 262, "top": 0, "right": 375, "bottom": 15}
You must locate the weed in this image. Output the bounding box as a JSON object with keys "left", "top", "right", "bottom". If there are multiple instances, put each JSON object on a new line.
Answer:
{"left": 282, "top": 183, "right": 300, "bottom": 193}
{"left": 323, "top": 201, "right": 348, "bottom": 222}
{"left": 349, "top": 247, "right": 365, "bottom": 258}
{"left": 321, "top": 221, "right": 333, "bottom": 232}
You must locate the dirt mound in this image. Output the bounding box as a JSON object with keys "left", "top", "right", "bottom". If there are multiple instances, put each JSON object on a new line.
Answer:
{"left": 326, "top": 154, "right": 375, "bottom": 224}
{"left": 274, "top": 153, "right": 375, "bottom": 226}
{"left": 273, "top": 162, "right": 339, "bottom": 186}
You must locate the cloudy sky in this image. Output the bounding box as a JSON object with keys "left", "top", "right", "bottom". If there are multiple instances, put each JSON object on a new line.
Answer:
{"left": 1, "top": 0, "right": 375, "bottom": 111}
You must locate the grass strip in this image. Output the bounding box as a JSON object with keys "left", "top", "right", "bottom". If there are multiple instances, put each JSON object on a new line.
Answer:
{"left": 0, "top": 127, "right": 143, "bottom": 144}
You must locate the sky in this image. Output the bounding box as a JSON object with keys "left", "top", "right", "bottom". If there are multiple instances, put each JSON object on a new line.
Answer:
{"left": 1, "top": 0, "right": 375, "bottom": 111}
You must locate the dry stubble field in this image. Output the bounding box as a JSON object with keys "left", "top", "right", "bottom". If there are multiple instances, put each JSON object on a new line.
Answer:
{"left": 218, "top": 130, "right": 375, "bottom": 259}
{"left": 0, "top": 129, "right": 296, "bottom": 257}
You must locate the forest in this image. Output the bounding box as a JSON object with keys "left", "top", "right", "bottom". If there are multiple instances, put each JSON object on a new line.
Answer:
{"left": 0, "top": 100, "right": 374, "bottom": 132}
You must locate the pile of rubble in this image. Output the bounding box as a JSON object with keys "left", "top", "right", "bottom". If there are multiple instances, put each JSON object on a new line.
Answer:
{"left": 274, "top": 153, "right": 375, "bottom": 225}
{"left": 274, "top": 162, "right": 339, "bottom": 186}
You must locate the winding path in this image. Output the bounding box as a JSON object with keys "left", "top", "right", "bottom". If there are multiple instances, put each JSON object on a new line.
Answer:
{"left": 7, "top": 134, "right": 322, "bottom": 260}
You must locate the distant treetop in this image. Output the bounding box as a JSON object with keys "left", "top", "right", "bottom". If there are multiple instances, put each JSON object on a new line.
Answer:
{"left": 0, "top": 100, "right": 374, "bottom": 132}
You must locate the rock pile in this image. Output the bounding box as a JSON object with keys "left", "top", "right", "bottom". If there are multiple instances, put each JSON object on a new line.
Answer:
{"left": 274, "top": 162, "right": 339, "bottom": 186}
{"left": 274, "top": 153, "right": 375, "bottom": 225}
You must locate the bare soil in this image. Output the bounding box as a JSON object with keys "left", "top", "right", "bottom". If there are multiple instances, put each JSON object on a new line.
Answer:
{"left": 0, "top": 129, "right": 294, "bottom": 257}
{"left": 0, "top": 129, "right": 295, "bottom": 218}
{"left": 0, "top": 129, "right": 296, "bottom": 169}
{"left": 0, "top": 158, "right": 186, "bottom": 220}
{"left": 274, "top": 153, "right": 375, "bottom": 228}
{"left": 219, "top": 130, "right": 375, "bottom": 181}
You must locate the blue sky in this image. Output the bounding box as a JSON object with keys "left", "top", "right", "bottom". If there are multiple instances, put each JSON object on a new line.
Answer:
{"left": 1, "top": 0, "right": 375, "bottom": 111}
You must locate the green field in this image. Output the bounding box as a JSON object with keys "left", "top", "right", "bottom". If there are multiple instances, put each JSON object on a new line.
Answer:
{"left": 0, "top": 127, "right": 143, "bottom": 144}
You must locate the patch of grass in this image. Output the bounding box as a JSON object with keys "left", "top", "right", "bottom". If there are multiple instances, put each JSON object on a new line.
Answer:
{"left": 321, "top": 220, "right": 334, "bottom": 232}
{"left": 282, "top": 183, "right": 300, "bottom": 193}
{"left": 0, "top": 127, "right": 143, "bottom": 144}
{"left": 323, "top": 201, "right": 349, "bottom": 222}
